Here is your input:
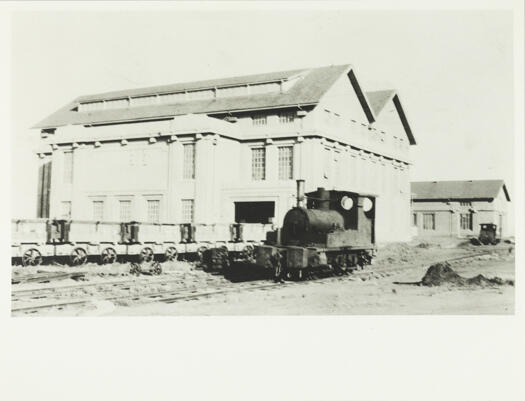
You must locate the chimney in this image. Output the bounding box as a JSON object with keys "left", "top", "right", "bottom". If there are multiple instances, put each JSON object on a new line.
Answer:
{"left": 296, "top": 179, "right": 305, "bottom": 207}
{"left": 317, "top": 187, "right": 330, "bottom": 210}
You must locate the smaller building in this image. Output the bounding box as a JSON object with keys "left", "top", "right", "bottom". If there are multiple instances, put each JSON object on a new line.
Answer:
{"left": 411, "top": 180, "right": 511, "bottom": 238}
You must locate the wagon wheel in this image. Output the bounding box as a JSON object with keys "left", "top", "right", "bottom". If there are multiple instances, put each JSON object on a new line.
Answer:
{"left": 139, "top": 247, "right": 154, "bottom": 263}
{"left": 164, "top": 246, "right": 178, "bottom": 262}
{"left": 70, "top": 247, "right": 88, "bottom": 266}
{"left": 196, "top": 246, "right": 208, "bottom": 266}
{"left": 129, "top": 262, "right": 141, "bottom": 276}
{"left": 100, "top": 247, "right": 117, "bottom": 265}
{"left": 152, "top": 261, "right": 162, "bottom": 275}
{"left": 218, "top": 245, "right": 230, "bottom": 268}
{"left": 22, "top": 248, "right": 43, "bottom": 267}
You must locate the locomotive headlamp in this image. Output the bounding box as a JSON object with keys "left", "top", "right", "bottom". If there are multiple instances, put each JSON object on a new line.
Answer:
{"left": 363, "top": 197, "right": 373, "bottom": 212}
{"left": 340, "top": 196, "right": 354, "bottom": 210}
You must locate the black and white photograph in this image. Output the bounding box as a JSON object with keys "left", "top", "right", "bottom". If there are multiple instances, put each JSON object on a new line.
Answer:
{"left": 1, "top": 1, "right": 524, "bottom": 400}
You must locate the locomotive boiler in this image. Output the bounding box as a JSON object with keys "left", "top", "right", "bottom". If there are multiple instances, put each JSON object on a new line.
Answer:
{"left": 254, "top": 180, "right": 376, "bottom": 280}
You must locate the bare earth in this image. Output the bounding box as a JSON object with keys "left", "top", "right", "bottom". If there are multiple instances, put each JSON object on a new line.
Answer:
{"left": 110, "top": 257, "right": 514, "bottom": 316}
{"left": 12, "top": 241, "right": 515, "bottom": 316}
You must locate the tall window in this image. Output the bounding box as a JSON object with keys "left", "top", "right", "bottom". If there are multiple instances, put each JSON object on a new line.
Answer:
{"left": 278, "top": 146, "right": 293, "bottom": 180}
{"left": 251, "top": 148, "right": 266, "bottom": 180}
{"left": 423, "top": 213, "right": 435, "bottom": 230}
{"left": 92, "top": 200, "right": 104, "bottom": 221}
{"left": 119, "top": 200, "right": 132, "bottom": 222}
{"left": 252, "top": 115, "right": 267, "bottom": 126}
{"left": 412, "top": 213, "right": 418, "bottom": 227}
{"left": 183, "top": 143, "right": 196, "bottom": 179}
{"left": 279, "top": 112, "right": 295, "bottom": 124}
{"left": 147, "top": 200, "right": 160, "bottom": 223}
{"left": 63, "top": 151, "right": 74, "bottom": 183}
{"left": 460, "top": 213, "right": 473, "bottom": 230}
{"left": 61, "top": 201, "right": 71, "bottom": 219}
{"left": 181, "top": 199, "right": 194, "bottom": 223}
{"left": 323, "top": 148, "right": 331, "bottom": 179}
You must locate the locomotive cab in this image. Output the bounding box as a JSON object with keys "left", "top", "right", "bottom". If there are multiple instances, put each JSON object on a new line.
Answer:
{"left": 281, "top": 187, "right": 376, "bottom": 249}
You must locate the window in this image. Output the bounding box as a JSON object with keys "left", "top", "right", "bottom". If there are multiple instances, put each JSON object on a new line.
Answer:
{"left": 423, "top": 213, "right": 435, "bottom": 230}
{"left": 252, "top": 115, "right": 267, "bottom": 126}
{"left": 323, "top": 148, "right": 331, "bottom": 179}
{"left": 279, "top": 112, "right": 295, "bottom": 124}
{"left": 460, "top": 213, "right": 473, "bottom": 230}
{"left": 278, "top": 146, "right": 293, "bottom": 180}
{"left": 250, "top": 82, "right": 280, "bottom": 94}
{"left": 412, "top": 213, "right": 417, "bottom": 227}
{"left": 131, "top": 95, "right": 157, "bottom": 107}
{"left": 147, "top": 200, "right": 160, "bottom": 223}
{"left": 92, "top": 201, "right": 104, "bottom": 221}
{"left": 217, "top": 86, "right": 247, "bottom": 98}
{"left": 186, "top": 89, "right": 214, "bottom": 101}
{"left": 159, "top": 92, "right": 186, "bottom": 104}
{"left": 181, "top": 199, "right": 194, "bottom": 223}
{"left": 119, "top": 200, "right": 132, "bottom": 222}
{"left": 105, "top": 98, "right": 129, "bottom": 109}
{"left": 79, "top": 101, "right": 104, "bottom": 112}
{"left": 183, "top": 143, "right": 196, "bottom": 179}
{"left": 460, "top": 201, "right": 472, "bottom": 207}
{"left": 61, "top": 201, "right": 71, "bottom": 219}
{"left": 63, "top": 151, "right": 74, "bottom": 183}
{"left": 251, "top": 148, "right": 266, "bottom": 180}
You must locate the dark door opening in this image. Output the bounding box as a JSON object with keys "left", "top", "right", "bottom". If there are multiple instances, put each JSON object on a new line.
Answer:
{"left": 235, "top": 201, "right": 275, "bottom": 224}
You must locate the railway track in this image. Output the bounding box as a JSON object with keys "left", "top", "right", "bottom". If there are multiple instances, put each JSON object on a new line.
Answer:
{"left": 11, "top": 248, "right": 505, "bottom": 315}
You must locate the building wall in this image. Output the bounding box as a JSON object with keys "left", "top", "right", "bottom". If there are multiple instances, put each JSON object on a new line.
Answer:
{"left": 38, "top": 75, "right": 415, "bottom": 243}
{"left": 412, "top": 195, "right": 510, "bottom": 238}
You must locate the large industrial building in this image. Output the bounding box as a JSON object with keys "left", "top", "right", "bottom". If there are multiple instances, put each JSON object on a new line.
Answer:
{"left": 34, "top": 64, "right": 416, "bottom": 243}
{"left": 411, "top": 180, "right": 511, "bottom": 238}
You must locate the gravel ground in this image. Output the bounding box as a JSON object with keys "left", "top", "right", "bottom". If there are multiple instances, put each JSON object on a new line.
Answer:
{"left": 108, "top": 256, "right": 514, "bottom": 316}
{"left": 11, "top": 241, "right": 515, "bottom": 316}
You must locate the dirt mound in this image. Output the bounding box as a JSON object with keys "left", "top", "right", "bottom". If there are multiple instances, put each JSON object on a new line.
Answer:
{"left": 421, "top": 262, "right": 466, "bottom": 286}
{"left": 421, "top": 262, "right": 514, "bottom": 287}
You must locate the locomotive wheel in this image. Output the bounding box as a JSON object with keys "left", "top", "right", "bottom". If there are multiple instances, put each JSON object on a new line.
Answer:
{"left": 242, "top": 244, "right": 254, "bottom": 261}
{"left": 164, "top": 246, "right": 178, "bottom": 262}
{"left": 100, "top": 247, "right": 117, "bottom": 265}
{"left": 286, "top": 269, "right": 304, "bottom": 281}
{"left": 70, "top": 247, "right": 88, "bottom": 266}
{"left": 139, "top": 247, "right": 154, "bottom": 263}
{"left": 22, "top": 248, "right": 43, "bottom": 267}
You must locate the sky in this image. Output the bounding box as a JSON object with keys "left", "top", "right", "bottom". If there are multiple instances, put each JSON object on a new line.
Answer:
{"left": 9, "top": 5, "right": 516, "bottom": 218}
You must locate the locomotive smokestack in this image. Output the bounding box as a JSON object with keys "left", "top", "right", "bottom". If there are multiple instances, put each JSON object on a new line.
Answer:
{"left": 318, "top": 187, "right": 330, "bottom": 210}
{"left": 296, "top": 179, "right": 305, "bottom": 208}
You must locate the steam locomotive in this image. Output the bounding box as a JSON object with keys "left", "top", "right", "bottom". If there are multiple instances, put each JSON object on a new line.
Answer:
{"left": 253, "top": 180, "right": 376, "bottom": 280}
{"left": 205, "top": 180, "right": 377, "bottom": 280}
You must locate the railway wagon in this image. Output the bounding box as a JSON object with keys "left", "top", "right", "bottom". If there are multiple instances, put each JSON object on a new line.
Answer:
{"left": 11, "top": 218, "right": 273, "bottom": 266}
{"left": 253, "top": 180, "right": 376, "bottom": 280}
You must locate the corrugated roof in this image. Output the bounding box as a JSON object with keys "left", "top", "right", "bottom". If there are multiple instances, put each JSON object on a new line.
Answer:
{"left": 34, "top": 64, "right": 352, "bottom": 129}
{"left": 411, "top": 180, "right": 510, "bottom": 201}
{"left": 365, "top": 90, "right": 395, "bottom": 116}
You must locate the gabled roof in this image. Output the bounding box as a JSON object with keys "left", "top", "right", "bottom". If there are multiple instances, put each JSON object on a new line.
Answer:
{"left": 411, "top": 180, "right": 511, "bottom": 201}
{"left": 34, "top": 64, "right": 357, "bottom": 129}
{"left": 366, "top": 90, "right": 396, "bottom": 116}
{"left": 366, "top": 89, "right": 416, "bottom": 145}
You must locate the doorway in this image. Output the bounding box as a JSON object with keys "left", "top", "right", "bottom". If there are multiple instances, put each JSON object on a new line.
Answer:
{"left": 234, "top": 201, "right": 275, "bottom": 224}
